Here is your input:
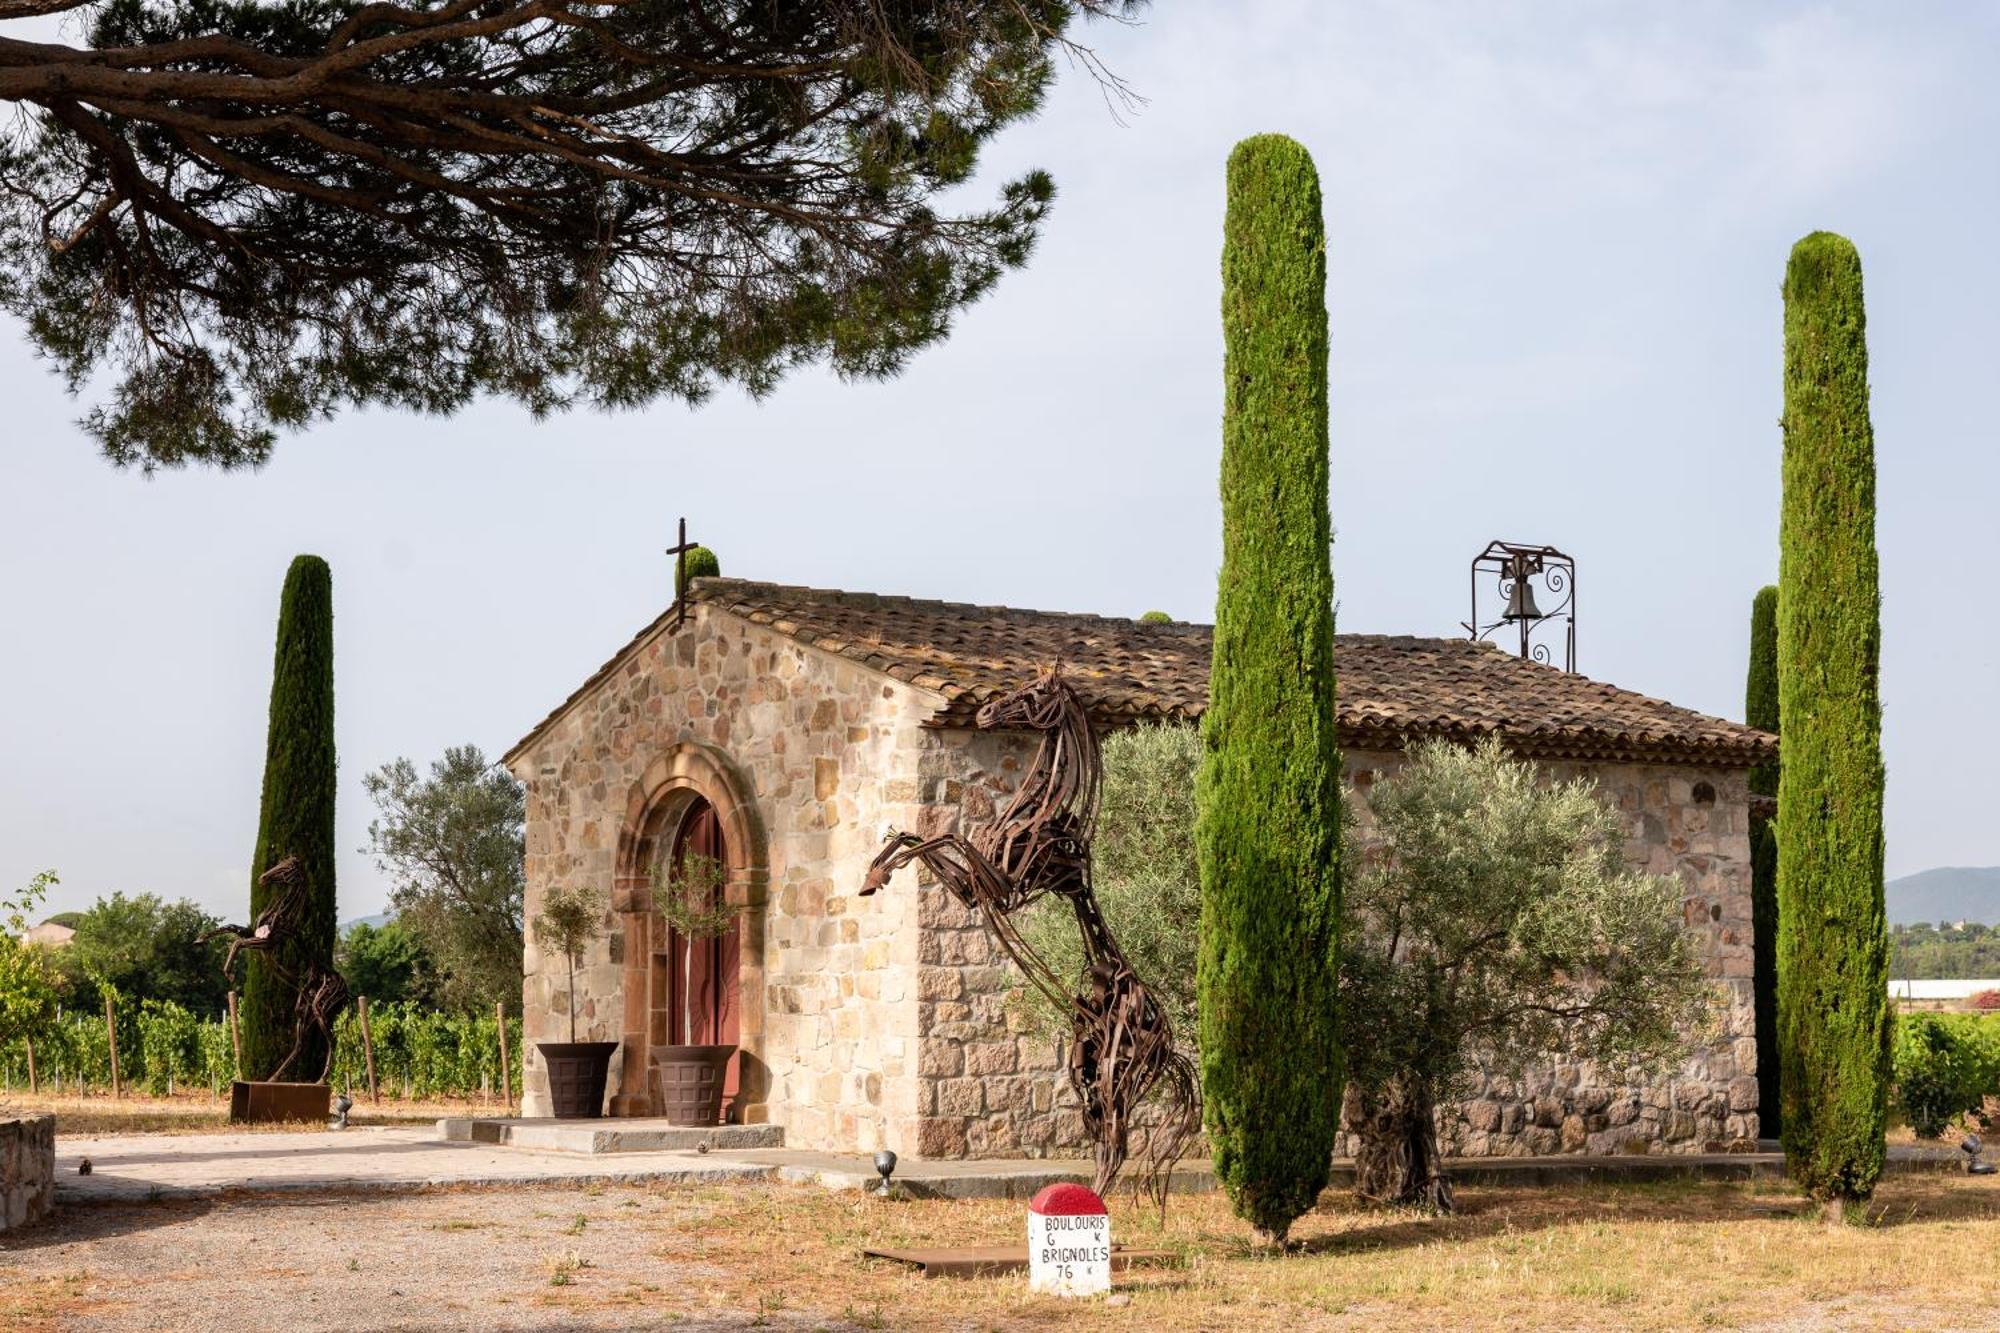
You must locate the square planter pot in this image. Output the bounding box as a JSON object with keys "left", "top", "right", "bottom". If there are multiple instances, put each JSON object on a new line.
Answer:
{"left": 537, "top": 1042, "right": 619, "bottom": 1118}
{"left": 650, "top": 1045, "right": 736, "bottom": 1125}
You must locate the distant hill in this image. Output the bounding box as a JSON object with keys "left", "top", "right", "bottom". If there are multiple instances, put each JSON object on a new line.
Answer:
{"left": 339, "top": 911, "right": 394, "bottom": 934}
{"left": 1887, "top": 867, "right": 2000, "bottom": 926}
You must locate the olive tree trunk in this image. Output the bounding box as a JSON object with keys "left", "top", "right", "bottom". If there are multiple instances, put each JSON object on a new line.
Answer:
{"left": 1351, "top": 1076, "right": 1456, "bottom": 1214}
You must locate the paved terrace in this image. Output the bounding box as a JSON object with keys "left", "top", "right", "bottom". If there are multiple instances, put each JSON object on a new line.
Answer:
{"left": 50, "top": 1121, "right": 1968, "bottom": 1207}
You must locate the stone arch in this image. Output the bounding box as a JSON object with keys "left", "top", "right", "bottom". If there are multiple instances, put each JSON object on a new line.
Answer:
{"left": 608, "top": 741, "right": 769, "bottom": 1120}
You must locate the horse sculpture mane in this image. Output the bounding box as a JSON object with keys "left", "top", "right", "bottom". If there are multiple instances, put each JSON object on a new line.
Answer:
{"left": 861, "top": 666, "right": 1200, "bottom": 1206}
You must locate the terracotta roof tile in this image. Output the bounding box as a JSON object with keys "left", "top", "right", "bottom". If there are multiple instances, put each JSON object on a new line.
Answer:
{"left": 507, "top": 578, "right": 1776, "bottom": 769}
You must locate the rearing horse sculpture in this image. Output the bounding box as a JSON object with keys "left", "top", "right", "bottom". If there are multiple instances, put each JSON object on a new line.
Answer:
{"left": 861, "top": 667, "right": 1200, "bottom": 1205}
{"left": 199, "top": 854, "right": 350, "bottom": 1085}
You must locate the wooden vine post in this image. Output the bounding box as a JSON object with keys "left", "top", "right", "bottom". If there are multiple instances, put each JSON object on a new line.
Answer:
{"left": 226, "top": 990, "right": 243, "bottom": 1080}
{"left": 496, "top": 1001, "right": 513, "bottom": 1115}
{"left": 24, "top": 1036, "right": 37, "bottom": 1094}
{"left": 357, "top": 995, "right": 380, "bottom": 1104}
{"left": 104, "top": 995, "right": 122, "bottom": 1098}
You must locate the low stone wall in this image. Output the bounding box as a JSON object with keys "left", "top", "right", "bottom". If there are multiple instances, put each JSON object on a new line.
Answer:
{"left": 1, "top": 1114, "right": 56, "bottom": 1232}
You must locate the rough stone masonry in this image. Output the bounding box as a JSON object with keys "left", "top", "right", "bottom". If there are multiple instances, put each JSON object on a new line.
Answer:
{"left": 507, "top": 579, "right": 1773, "bottom": 1160}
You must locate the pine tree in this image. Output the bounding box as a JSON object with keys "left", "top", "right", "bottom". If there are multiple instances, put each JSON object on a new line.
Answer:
{"left": 1197, "top": 133, "right": 1343, "bottom": 1245}
{"left": 1745, "top": 584, "right": 1781, "bottom": 1139}
{"left": 1776, "top": 232, "right": 1890, "bottom": 1217}
{"left": 241, "top": 555, "right": 339, "bottom": 1081}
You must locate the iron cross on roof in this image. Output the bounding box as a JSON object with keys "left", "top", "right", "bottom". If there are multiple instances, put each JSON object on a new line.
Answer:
{"left": 666, "top": 516, "right": 699, "bottom": 629}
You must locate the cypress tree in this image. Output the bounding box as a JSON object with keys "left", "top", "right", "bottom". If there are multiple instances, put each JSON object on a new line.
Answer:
{"left": 241, "top": 555, "right": 339, "bottom": 1081}
{"left": 1745, "top": 584, "right": 1781, "bottom": 1139}
{"left": 1776, "top": 232, "right": 1890, "bottom": 1217}
{"left": 1197, "top": 133, "right": 1343, "bottom": 1245}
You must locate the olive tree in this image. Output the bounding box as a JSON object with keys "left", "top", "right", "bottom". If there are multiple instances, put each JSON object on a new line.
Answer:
{"left": 1343, "top": 740, "right": 1712, "bottom": 1213}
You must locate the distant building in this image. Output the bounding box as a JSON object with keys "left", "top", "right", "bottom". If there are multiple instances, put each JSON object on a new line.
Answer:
{"left": 20, "top": 920, "right": 74, "bottom": 948}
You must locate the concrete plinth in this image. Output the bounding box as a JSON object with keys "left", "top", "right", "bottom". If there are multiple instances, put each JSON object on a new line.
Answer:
{"left": 436, "top": 1116, "right": 784, "bottom": 1154}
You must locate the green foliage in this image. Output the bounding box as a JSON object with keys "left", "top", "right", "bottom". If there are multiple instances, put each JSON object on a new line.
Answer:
{"left": 1890, "top": 922, "right": 2000, "bottom": 980}
{"left": 676, "top": 546, "right": 721, "bottom": 597}
{"left": 243, "top": 554, "right": 339, "bottom": 1080}
{"left": 0, "top": 5, "right": 1112, "bottom": 468}
{"left": 1892, "top": 1013, "right": 2000, "bottom": 1139}
{"left": 1017, "top": 724, "right": 1202, "bottom": 1043}
{"left": 1342, "top": 741, "right": 1711, "bottom": 1208}
{"left": 1746, "top": 584, "right": 1781, "bottom": 1138}
{"left": 534, "top": 886, "right": 605, "bottom": 1043}
{"left": 337, "top": 921, "right": 436, "bottom": 1008}
{"left": 1198, "top": 132, "right": 1343, "bottom": 1243}
{"left": 1776, "top": 231, "right": 1892, "bottom": 1206}
{"left": 0, "top": 872, "right": 61, "bottom": 1051}
{"left": 652, "top": 851, "right": 742, "bottom": 1046}
{"left": 56, "top": 892, "right": 230, "bottom": 1018}
{"left": 0, "top": 1000, "right": 522, "bottom": 1102}
{"left": 363, "top": 745, "right": 524, "bottom": 1013}
{"left": 1138, "top": 610, "right": 1172, "bottom": 624}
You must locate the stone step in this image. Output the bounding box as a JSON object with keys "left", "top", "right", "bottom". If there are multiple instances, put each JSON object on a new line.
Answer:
{"left": 435, "top": 1117, "right": 784, "bottom": 1154}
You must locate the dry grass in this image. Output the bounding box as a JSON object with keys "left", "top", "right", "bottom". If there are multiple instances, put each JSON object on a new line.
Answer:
{"left": 5, "top": 1170, "right": 1999, "bottom": 1330}
{"left": 0, "top": 1090, "right": 500, "bottom": 1136}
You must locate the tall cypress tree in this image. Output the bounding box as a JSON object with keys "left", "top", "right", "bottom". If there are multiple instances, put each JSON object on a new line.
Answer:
{"left": 1745, "top": 584, "right": 1781, "bottom": 1140}
{"left": 1776, "top": 232, "right": 1890, "bottom": 1217}
{"left": 241, "top": 555, "right": 339, "bottom": 1081}
{"left": 1197, "top": 133, "right": 1343, "bottom": 1245}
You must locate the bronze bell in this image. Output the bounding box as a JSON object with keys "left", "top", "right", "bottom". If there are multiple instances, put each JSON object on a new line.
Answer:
{"left": 1502, "top": 569, "right": 1543, "bottom": 622}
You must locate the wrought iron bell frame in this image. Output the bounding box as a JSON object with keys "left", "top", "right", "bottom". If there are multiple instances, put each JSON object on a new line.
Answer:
{"left": 1463, "top": 540, "right": 1576, "bottom": 671}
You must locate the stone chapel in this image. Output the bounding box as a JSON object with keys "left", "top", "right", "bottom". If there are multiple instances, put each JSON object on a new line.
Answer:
{"left": 504, "top": 578, "right": 1776, "bottom": 1160}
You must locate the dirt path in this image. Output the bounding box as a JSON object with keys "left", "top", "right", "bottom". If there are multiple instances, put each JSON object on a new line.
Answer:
{"left": 1, "top": 1185, "right": 863, "bottom": 1332}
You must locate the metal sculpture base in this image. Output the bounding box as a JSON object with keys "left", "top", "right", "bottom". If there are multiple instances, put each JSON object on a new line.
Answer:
{"left": 229, "top": 1080, "right": 331, "bottom": 1124}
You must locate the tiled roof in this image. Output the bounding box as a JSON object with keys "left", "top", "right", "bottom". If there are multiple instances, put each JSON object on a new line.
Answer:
{"left": 507, "top": 578, "right": 1776, "bottom": 769}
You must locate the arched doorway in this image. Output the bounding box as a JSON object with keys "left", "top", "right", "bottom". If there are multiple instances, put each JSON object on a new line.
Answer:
{"left": 663, "top": 796, "right": 742, "bottom": 1114}
{"left": 611, "top": 741, "right": 766, "bottom": 1123}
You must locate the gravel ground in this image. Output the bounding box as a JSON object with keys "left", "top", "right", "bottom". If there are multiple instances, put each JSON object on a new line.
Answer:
{"left": 0, "top": 1185, "right": 867, "bottom": 1333}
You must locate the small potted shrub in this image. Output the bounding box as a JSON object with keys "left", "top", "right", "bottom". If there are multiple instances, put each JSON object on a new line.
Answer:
{"left": 533, "top": 884, "right": 619, "bottom": 1118}
{"left": 651, "top": 850, "right": 744, "bottom": 1125}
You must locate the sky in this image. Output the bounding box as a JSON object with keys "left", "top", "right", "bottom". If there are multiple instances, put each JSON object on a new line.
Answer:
{"left": 3, "top": 1, "right": 1997, "bottom": 923}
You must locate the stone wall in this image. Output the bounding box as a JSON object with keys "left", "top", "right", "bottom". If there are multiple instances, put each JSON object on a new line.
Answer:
{"left": 513, "top": 605, "right": 1757, "bottom": 1159}
{"left": 911, "top": 744, "right": 1759, "bottom": 1159}
{"left": 0, "top": 1114, "right": 56, "bottom": 1232}
{"left": 1340, "top": 751, "right": 1760, "bottom": 1156}
{"left": 510, "top": 603, "right": 942, "bottom": 1152}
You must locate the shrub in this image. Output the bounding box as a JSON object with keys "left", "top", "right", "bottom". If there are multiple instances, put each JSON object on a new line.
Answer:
{"left": 1017, "top": 723, "right": 1202, "bottom": 1044}
{"left": 1199, "top": 132, "right": 1343, "bottom": 1246}
{"left": 1343, "top": 740, "right": 1711, "bottom": 1212}
{"left": 1971, "top": 990, "right": 2000, "bottom": 1012}
{"left": 676, "top": 545, "right": 720, "bottom": 596}
{"left": 1893, "top": 1013, "right": 2000, "bottom": 1138}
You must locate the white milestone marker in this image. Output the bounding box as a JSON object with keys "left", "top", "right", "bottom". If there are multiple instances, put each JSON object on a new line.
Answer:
{"left": 1027, "top": 1182, "right": 1111, "bottom": 1296}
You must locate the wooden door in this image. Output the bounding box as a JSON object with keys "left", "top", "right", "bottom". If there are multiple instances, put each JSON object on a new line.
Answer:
{"left": 668, "top": 799, "right": 741, "bottom": 1109}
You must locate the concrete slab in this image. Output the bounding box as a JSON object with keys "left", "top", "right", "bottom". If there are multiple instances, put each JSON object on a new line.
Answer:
{"left": 436, "top": 1116, "right": 784, "bottom": 1154}
{"left": 48, "top": 1128, "right": 1967, "bottom": 1210}
{"left": 53, "top": 1126, "right": 777, "bottom": 1205}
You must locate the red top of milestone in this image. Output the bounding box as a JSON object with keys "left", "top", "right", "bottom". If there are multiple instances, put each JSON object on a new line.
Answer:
{"left": 1028, "top": 1183, "right": 1107, "bottom": 1217}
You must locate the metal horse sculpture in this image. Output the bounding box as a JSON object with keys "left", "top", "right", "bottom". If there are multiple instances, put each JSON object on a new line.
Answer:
{"left": 199, "top": 854, "right": 350, "bottom": 1084}
{"left": 861, "top": 667, "right": 1200, "bottom": 1204}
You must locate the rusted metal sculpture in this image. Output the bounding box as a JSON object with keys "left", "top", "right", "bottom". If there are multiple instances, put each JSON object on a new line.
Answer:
{"left": 862, "top": 667, "right": 1200, "bottom": 1205}
{"left": 200, "top": 854, "right": 349, "bottom": 1084}
{"left": 199, "top": 853, "right": 312, "bottom": 984}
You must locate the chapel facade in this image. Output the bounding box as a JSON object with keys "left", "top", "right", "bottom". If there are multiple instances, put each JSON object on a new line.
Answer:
{"left": 504, "top": 578, "right": 1776, "bottom": 1159}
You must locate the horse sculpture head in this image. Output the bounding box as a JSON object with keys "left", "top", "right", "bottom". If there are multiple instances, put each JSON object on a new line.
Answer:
{"left": 258, "top": 854, "right": 304, "bottom": 888}
{"left": 860, "top": 829, "right": 922, "bottom": 897}
{"left": 974, "top": 664, "right": 1074, "bottom": 732}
